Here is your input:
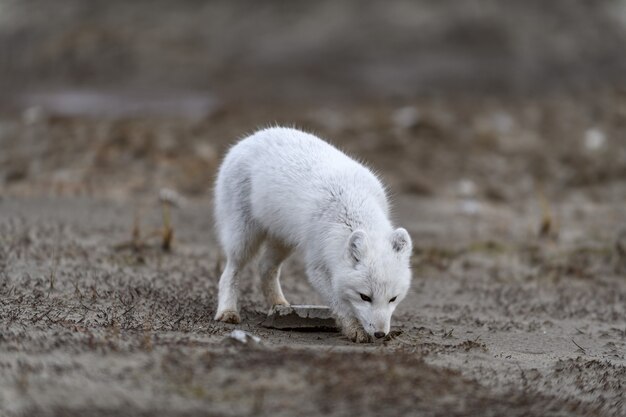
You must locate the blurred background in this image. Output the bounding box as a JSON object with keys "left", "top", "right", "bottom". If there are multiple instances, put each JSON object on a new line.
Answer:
{"left": 2, "top": 0, "right": 626, "bottom": 100}
{"left": 1, "top": 0, "right": 626, "bottom": 204}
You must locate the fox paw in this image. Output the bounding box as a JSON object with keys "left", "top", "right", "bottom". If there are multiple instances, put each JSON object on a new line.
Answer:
{"left": 344, "top": 326, "right": 372, "bottom": 344}
{"left": 267, "top": 301, "right": 291, "bottom": 316}
{"left": 270, "top": 298, "right": 290, "bottom": 309}
{"left": 215, "top": 310, "right": 241, "bottom": 324}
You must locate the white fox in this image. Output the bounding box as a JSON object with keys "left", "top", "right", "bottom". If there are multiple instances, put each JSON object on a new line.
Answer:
{"left": 213, "top": 127, "right": 412, "bottom": 342}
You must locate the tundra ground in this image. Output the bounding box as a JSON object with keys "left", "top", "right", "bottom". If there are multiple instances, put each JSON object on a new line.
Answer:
{"left": 1, "top": 96, "right": 625, "bottom": 416}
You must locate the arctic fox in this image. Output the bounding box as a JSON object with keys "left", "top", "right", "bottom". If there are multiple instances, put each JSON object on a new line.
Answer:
{"left": 213, "top": 127, "right": 412, "bottom": 342}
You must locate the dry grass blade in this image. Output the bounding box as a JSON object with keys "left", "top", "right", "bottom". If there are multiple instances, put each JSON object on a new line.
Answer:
{"left": 537, "top": 187, "right": 558, "bottom": 240}
{"left": 571, "top": 338, "right": 586, "bottom": 355}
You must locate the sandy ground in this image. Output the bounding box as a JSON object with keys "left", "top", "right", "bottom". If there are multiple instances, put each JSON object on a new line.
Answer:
{"left": 1, "top": 95, "right": 626, "bottom": 416}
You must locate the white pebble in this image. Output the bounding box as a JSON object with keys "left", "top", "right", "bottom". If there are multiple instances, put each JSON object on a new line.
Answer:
{"left": 584, "top": 128, "right": 606, "bottom": 151}
{"left": 228, "top": 330, "right": 261, "bottom": 344}
{"left": 392, "top": 106, "right": 420, "bottom": 129}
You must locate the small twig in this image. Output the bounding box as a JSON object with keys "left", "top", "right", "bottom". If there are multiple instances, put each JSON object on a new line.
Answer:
{"left": 117, "top": 293, "right": 130, "bottom": 307}
{"left": 90, "top": 285, "right": 100, "bottom": 300}
{"left": 73, "top": 280, "right": 83, "bottom": 301}
{"left": 48, "top": 246, "right": 60, "bottom": 292}
{"left": 174, "top": 314, "right": 185, "bottom": 326}
{"left": 515, "top": 362, "right": 527, "bottom": 387}
{"left": 571, "top": 338, "right": 586, "bottom": 354}
{"left": 79, "top": 301, "right": 98, "bottom": 312}
{"left": 161, "top": 203, "right": 173, "bottom": 251}
{"left": 32, "top": 308, "right": 54, "bottom": 324}
{"left": 45, "top": 311, "right": 69, "bottom": 324}
{"left": 121, "top": 304, "right": 136, "bottom": 316}
{"left": 132, "top": 209, "right": 141, "bottom": 247}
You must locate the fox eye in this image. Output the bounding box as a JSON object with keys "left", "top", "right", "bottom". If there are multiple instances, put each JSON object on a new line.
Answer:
{"left": 389, "top": 296, "right": 397, "bottom": 303}
{"left": 360, "top": 293, "right": 372, "bottom": 302}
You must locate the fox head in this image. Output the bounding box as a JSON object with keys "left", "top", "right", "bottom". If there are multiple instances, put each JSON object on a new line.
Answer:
{"left": 334, "top": 228, "right": 413, "bottom": 338}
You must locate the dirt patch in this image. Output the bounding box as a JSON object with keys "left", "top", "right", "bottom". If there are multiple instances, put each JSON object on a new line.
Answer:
{"left": 3, "top": 347, "right": 604, "bottom": 417}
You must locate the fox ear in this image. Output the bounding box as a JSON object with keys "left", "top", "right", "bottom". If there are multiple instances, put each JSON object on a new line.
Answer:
{"left": 391, "top": 228, "right": 412, "bottom": 257}
{"left": 347, "top": 230, "right": 368, "bottom": 265}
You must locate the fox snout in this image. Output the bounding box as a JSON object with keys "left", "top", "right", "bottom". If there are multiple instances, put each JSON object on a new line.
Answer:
{"left": 369, "top": 318, "right": 390, "bottom": 338}
{"left": 361, "top": 321, "right": 390, "bottom": 339}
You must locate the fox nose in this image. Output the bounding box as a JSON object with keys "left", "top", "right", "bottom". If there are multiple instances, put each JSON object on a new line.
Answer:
{"left": 374, "top": 331, "right": 386, "bottom": 339}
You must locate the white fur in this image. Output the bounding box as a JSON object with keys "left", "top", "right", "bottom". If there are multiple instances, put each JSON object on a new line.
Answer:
{"left": 213, "top": 127, "right": 412, "bottom": 342}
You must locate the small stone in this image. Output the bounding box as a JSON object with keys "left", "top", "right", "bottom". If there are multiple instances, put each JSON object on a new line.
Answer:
{"left": 457, "top": 179, "right": 477, "bottom": 198}
{"left": 584, "top": 128, "right": 606, "bottom": 151}
{"left": 261, "top": 305, "right": 338, "bottom": 331}
{"left": 460, "top": 199, "right": 481, "bottom": 215}
{"left": 22, "top": 106, "right": 47, "bottom": 125}
{"left": 225, "top": 330, "right": 261, "bottom": 345}
{"left": 392, "top": 106, "right": 420, "bottom": 129}
{"left": 490, "top": 111, "right": 514, "bottom": 134}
